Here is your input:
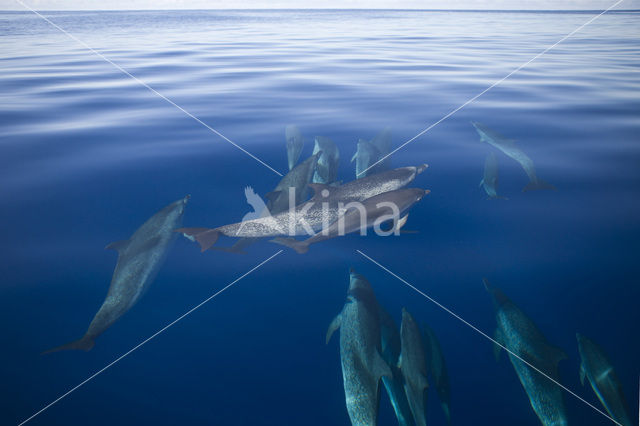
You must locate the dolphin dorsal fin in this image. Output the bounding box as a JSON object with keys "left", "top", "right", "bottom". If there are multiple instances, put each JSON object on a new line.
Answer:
{"left": 326, "top": 313, "right": 342, "bottom": 345}
{"left": 308, "top": 183, "right": 332, "bottom": 200}
{"left": 372, "top": 350, "right": 393, "bottom": 382}
{"left": 105, "top": 239, "right": 130, "bottom": 252}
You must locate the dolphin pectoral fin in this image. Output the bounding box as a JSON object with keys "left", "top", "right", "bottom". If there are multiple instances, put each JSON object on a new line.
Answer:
{"left": 441, "top": 402, "right": 451, "bottom": 425}
{"left": 548, "top": 345, "right": 568, "bottom": 366}
{"left": 479, "top": 178, "right": 485, "bottom": 188}
{"left": 493, "top": 328, "right": 504, "bottom": 362}
{"left": 326, "top": 313, "right": 342, "bottom": 344}
{"left": 105, "top": 239, "right": 130, "bottom": 252}
{"left": 42, "top": 336, "right": 95, "bottom": 354}
{"left": 175, "top": 227, "right": 220, "bottom": 252}
{"left": 351, "top": 152, "right": 357, "bottom": 163}
{"left": 269, "top": 237, "right": 309, "bottom": 254}
{"left": 373, "top": 350, "right": 393, "bottom": 381}
{"left": 264, "top": 190, "right": 281, "bottom": 202}
{"left": 579, "top": 362, "right": 586, "bottom": 386}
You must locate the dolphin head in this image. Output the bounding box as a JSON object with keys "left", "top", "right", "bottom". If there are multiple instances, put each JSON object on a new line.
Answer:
{"left": 347, "top": 268, "right": 375, "bottom": 302}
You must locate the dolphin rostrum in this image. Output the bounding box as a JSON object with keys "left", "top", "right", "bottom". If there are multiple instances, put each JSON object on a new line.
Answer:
{"left": 326, "top": 268, "right": 393, "bottom": 426}
{"left": 484, "top": 278, "right": 568, "bottom": 425}
{"left": 576, "top": 333, "right": 633, "bottom": 426}
{"left": 480, "top": 152, "right": 506, "bottom": 200}
{"left": 399, "top": 308, "right": 429, "bottom": 426}
{"left": 472, "top": 122, "right": 555, "bottom": 192}
{"left": 285, "top": 124, "right": 304, "bottom": 171}
{"left": 379, "top": 307, "right": 416, "bottom": 426}
{"left": 422, "top": 323, "right": 451, "bottom": 424}
{"left": 312, "top": 136, "right": 340, "bottom": 184}
{"left": 178, "top": 165, "right": 427, "bottom": 252}
{"left": 270, "top": 188, "right": 428, "bottom": 254}
{"left": 44, "top": 196, "right": 190, "bottom": 353}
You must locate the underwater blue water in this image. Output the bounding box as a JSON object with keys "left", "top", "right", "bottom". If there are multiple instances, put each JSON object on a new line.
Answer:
{"left": 1, "top": 9, "right": 639, "bottom": 426}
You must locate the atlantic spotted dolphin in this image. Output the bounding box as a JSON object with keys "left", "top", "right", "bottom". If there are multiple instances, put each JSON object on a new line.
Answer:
{"left": 44, "top": 196, "right": 189, "bottom": 353}
{"left": 480, "top": 152, "right": 506, "bottom": 200}
{"left": 399, "top": 308, "right": 429, "bottom": 426}
{"left": 484, "top": 278, "right": 568, "bottom": 425}
{"left": 577, "top": 333, "right": 633, "bottom": 426}
{"left": 178, "top": 165, "right": 427, "bottom": 251}
{"left": 422, "top": 323, "right": 451, "bottom": 424}
{"left": 285, "top": 124, "right": 304, "bottom": 171}
{"left": 312, "top": 136, "right": 340, "bottom": 184}
{"left": 326, "top": 268, "right": 392, "bottom": 426}
{"left": 352, "top": 139, "right": 382, "bottom": 178}
{"left": 472, "top": 122, "right": 555, "bottom": 192}
{"left": 270, "top": 188, "right": 428, "bottom": 254}
{"left": 379, "top": 307, "right": 416, "bottom": 426}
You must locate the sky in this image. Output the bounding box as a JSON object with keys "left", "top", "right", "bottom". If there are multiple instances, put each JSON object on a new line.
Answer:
{"left": 1, "top": 0, "right": 638, "bottom": 11}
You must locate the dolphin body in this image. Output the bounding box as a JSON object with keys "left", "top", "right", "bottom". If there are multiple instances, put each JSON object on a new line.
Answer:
{"left": 480, "top": 152, "right": 506, "bottom": 200}
{"left": 326, "top": 269, "right": 393, "bottom": 426}
{"left": 178, "top": 165, "right": 427, "bottom": 252}
{"left": 370, "top": 127, "right": 392, "bottom": 169}
{"left": 472, "top": 122, "right": 555, "bottom": 192}
{"left": 576, "top": 333, "right": 633, "bottom": 426}
{"left": 398, "top": 308, "right": 429, "bottom": 426}
{"left": 379, "top": 307, "right": 416, "bottom": 426}
{"left": 484, "top": 279, "right": 568, "bottom": 426}
{"left": 422, "top": 323, "right": 451, "bottom": 424}
{"left": 44, "top": 196, "right": 189, "bottom": 353}
{"left": 285, "top": 124, "right": 304, "bottom": 171}
{"left": 270, "top": 188, "right": 428, "bottom": 254}
{"left": 312, "top": 136, "right": 340, "bottom": 184}
{"left": 352, "top": 139, "right": 383, "bottom": 179}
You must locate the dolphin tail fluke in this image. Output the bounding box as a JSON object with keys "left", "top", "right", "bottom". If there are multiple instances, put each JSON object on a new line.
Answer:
{"left": 269, "top": 237, "right": 309, "bottom": 254}
{"left": 523, "top": 179, "right": 556, "bottom": 192}
{"left": 175, "top": 227, "right": 220, "bottom": 252}
{"left": 42, "top": 336, "right": 94, "bottom": 354}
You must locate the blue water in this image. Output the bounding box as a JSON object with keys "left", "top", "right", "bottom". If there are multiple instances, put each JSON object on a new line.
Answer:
{"left": 1, "top": 9, "right": 639, "bottom": 426}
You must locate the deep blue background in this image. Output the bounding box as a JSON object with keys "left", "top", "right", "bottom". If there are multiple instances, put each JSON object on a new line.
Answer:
{"left": 0, "top": 9, "right": 638, "bottom": 426}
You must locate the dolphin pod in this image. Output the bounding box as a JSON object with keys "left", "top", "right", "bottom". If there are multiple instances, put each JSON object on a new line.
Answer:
{"left": 576, "top": 333, "right": 633, "bottom": 426}
{"left": 484, "top": 278, "right": 569, "bottom": 425}
{"left": 44, "top": 196, "right": 189, "bottom": 353}
{"left": 178, "top": 165, "right": 427, "bottom": 252}
{"left": 270, "top": 188, "right": 428, "bottom": 254}
{"left": 327, "top": 268, "right": 392, "bottom": 426}
{"left": 472, "top": 122, "right": 555, "bottom": 192}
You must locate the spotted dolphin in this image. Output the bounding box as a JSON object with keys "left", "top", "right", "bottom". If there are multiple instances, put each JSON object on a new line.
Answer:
{"left": 484, "top": 278, "right": 568, "bottom": 425}
{"left": 312, "top": 136, "right": 340, "bottom": 184}
{"left": 480, "top": 152, "right": 507, "bottom": 200}
{"left": 472, "top": 122, "right": 555, "bottom": 192}
{"left": 326, "top": 268, "right": 392, "bottom": 426}
{"left": 44, "top": 196, "right": 189, "bottom": 353}
{"left": 352, "top": 139, "right": 382, "bottom": 179}
{"left": 422, "top": 323, "right": 451, "bottom": 424}
{"left": 178, "top": 165, "right": 427, "bottom": 251}
{"left": 285, "top": 124, "right": 304, "bottom": 171}
{"left": 270, "top": 188, "right": 428, "bottom": 254}
{"left": 399, "top": 308, "right": 429, "bottom": 426}
{"left": 577, "top": 333, "right": 633, "bottom": 426}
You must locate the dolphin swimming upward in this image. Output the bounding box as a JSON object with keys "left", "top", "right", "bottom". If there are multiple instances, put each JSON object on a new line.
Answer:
{"left": 422, "top": 323, "right": 451, "bottom": 424}
{"left": 178, "top": 165, "right": 427, "bottom": 252}
{"left": 472, "top": 122, "right": 555, "bottom": 192}
{"left": 577, "top": 333, "right": 633, "bottom": 426}
{"left": 271, "top": 188, "right": 428, "bottom": 254}
{"left": 327, "top": 268, "right": 392, "bottom": 426}
{"left": 312, "top": 136, "right": 340, "bottom": 184}
{"left": 484, "top": 278, "right": 568, "bottom": 426}
{"left": 44, "top": 196, "right": 189, "bottom": 353}
{"left": 399, "top": 308, "right": 429, "bottom": 426}
{"left": 285, "top": 124, "right": 304, "bottom": 171}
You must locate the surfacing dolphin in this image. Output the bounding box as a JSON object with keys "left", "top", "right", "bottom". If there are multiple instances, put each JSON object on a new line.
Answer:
{"left": 472, "top": 122, "right": 555, "bottom": 192}
{"left": 312, "top": 136, "right": 340, "bottom": 184}
{"left": 271, "top": 188, "right": 428, "bottom": 254}
{"left": 178, "top": 165, "right": 427, "bottom": 252}
{"left": 484, "top": 278, "right": 568, "bottom": 426}
{"left": 379, "top": 307, "right": 416, "bottom": 426}
{"left": 285, "top": 124, "right": 304, "bottom": 171}
{"left": 480, "top": 152, "right": 507, "bottom": 200}
{"left": 326, "top": 268, "right": 392, "bottom": 426}
{"left": 576, "top": 333, "right": 633, "bottom": 426}
{"left": 44, "top": 196, "right": 189, "bottom": 353}
{"left": 422, "top": 323, "right": 451, "bottom": 424}
{"left": 398, "top": 308, "right": 429, "bottom": 426}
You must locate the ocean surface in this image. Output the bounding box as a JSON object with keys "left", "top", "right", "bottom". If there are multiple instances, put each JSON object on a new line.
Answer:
{"left": 1, "top": 9, "right": 639, "bottom": 426}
